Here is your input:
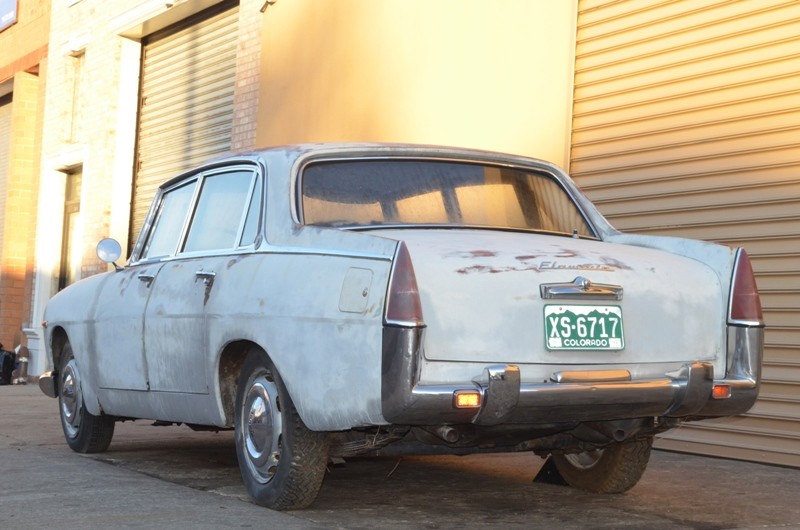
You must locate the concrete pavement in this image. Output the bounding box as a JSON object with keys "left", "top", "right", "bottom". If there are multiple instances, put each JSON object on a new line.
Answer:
{"left": 1, "top": 383, "right": 799, "bottom": 529}
{"left": 0, "top": 384, "right": 318, "bottom": 529}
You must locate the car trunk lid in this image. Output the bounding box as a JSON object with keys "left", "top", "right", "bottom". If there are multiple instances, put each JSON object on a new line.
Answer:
{"left": 377, "top": 228, "right": 725, "bottom": 367}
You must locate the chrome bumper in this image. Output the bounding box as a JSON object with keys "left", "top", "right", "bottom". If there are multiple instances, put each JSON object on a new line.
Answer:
{"left": 381, "top": 325, "right": 763, "bottom": 425}
{"left": 38, "top": 370, "right": 58, "bottom": 398}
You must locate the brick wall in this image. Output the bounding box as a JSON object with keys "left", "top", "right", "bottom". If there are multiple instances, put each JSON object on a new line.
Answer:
{"left": 0, "top": 72, "right": 42, "bottom": 349}
{"left": 232, "top": 0, "right": 264, "bottom": 151}
{"left": 0, "top": 0, "right": 49, "bottom": 352}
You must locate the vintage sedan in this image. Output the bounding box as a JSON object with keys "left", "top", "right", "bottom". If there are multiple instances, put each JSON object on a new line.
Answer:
{"left": 39, "top": 143, "right": 764, "bottom": 510}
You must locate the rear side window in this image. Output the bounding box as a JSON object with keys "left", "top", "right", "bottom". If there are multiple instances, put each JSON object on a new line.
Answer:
{"left": 301, "top": 160, "right": 594, "bottom": 237}
{"left": 184, "top": 170, "right": 254, "bottom": 253}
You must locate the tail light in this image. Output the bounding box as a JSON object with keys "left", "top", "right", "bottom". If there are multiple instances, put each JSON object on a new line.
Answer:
{"left": 384, "top": 241, "right": 424, "bottom": 327}
{"left": 728, "top": 249, "right": 763, "bottom": 325}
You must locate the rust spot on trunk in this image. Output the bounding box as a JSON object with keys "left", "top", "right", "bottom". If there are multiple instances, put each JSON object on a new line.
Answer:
{"left": 456, "top": 265, "right": 503, "bottom": 274}
{"left": 447, "top": 250, "right": 498, "bottom": 259}
{"left": 600, "top": 257, "right": 632, "bottom": 270}
{"left": 457, "top": 264, "right": 542, "bottom": 275}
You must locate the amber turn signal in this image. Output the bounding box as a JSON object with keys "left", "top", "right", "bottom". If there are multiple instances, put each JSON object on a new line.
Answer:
{"left": 712, "top": 384, "right": 732, "bottom": 399}
{"left": 453, "top": 391, "right": 481, "bottom": 408}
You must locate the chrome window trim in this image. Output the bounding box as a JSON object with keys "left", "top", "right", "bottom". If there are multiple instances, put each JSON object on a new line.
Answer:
{"left": 256, "top": 245, "right": 390, "bottom": 262}
{"left": 292, "top": 152, "right": 600, "bottom": 240}
{"left": 129, "top": 159, "right": 264, "bottom": 266}
{"left": 133, "top": 242, "right": 391, "bottom": 266}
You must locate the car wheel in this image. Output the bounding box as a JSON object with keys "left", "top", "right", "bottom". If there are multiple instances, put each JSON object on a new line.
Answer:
{"left": 234, "top": 349, "right": 329, "bottom": 510}
{"left": 551, "top": 436, "right": 653, "bottom": 493}
{"left": 58, "top": 342, "right": 115, "bottom": 453}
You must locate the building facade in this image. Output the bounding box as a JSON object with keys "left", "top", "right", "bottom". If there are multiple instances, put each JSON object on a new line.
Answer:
{"left": 0, "top": 0, "right": 48, "bottom": 358}
{"left": 5, "top": 0, "right": 798, "bottom": 467}
{"left": 27, "top": 0, "right": 264, "bottom": 370}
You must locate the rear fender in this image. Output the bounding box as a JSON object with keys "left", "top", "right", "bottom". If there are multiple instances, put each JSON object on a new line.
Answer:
{"left": 604, "top": 232, "right": 735, "bottom": 301}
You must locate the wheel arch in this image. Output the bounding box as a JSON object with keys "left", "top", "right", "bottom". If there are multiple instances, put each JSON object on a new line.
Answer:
{"left": 49, "top": 326, "right": 69, "bottom": 376}
{"left": 217, "top": 340, "right": 262, "bottom": 427}
{"left": 49, "top": 328, "right": 107, "bottom": 421}
{"left": 216, "top": 337, "right": 343, "bottom": 432}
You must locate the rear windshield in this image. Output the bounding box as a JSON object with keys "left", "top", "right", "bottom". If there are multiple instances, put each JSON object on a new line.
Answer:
{"left": 301, "top": 159, "right": 594, "bottom": 237}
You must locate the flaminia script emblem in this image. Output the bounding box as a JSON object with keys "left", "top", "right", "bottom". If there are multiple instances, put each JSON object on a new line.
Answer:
{"left": 544, "top": 305, "right": 625, "bottom": 351}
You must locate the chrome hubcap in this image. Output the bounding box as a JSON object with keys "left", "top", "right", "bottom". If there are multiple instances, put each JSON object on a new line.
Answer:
{"left": 564, "top": 449, "right": 604, "bottom": 470}
{"left": 60, "top": 359, "right": 82, "bottom": 439}
{"left": 242, "top": 373, "right": 282, "bottom": 484}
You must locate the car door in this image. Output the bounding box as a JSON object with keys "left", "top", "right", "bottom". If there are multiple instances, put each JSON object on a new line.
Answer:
{"left": 91, "top": 176, "right": 199, "bottom": 391}
{"left": 92, "top": 262, "right": 164, "bottom": 391}
{"left": 143, "top": 165, "right": 261, "bottom": 394}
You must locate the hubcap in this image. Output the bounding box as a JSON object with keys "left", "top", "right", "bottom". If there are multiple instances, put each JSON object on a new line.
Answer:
{"left": 241, "top": 373, "right": 282, "bottom": 484}
{"left": 564, "top": 449, "right": 604, "bottom": 470}
{"left": 60, "top": 359, "right": 83, "bottom": 439}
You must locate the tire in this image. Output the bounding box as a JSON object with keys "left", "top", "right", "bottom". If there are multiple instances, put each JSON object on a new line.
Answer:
{"left": 551, "top": 436, "right": 653, "bottom": 493}
{"left": 234, "top": 349, "right": 329, "bottom": 510}
{"left": 58, "top": 342, "right": 115, "bottom": 453}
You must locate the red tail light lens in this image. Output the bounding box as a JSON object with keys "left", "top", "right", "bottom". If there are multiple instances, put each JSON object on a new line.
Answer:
{"left": 385, "top": 242, "right": 424, "bottom": 326}
{"left": 729, "top": 249, "right": 763, "bottom": 325}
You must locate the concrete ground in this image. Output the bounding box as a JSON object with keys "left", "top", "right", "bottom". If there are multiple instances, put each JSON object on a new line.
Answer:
{"left": 1, "top": 383, "right": 798, "bottom": 529}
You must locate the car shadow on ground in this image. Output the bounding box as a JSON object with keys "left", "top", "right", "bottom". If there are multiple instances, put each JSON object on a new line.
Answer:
{"left": 91, "top": 426, "right": 774, "bottom": 529}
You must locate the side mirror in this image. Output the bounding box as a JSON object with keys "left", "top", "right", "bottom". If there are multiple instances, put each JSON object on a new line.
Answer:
{"left": 96, "top": 238, "right": 123, "bottom": 271}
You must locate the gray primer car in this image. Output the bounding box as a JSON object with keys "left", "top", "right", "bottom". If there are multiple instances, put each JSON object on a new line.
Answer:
{"left": 38, "top": 143, "right": 764, "bottom": 510}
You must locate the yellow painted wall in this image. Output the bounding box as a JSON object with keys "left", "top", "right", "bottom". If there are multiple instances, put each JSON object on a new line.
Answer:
{"left": 257, "top": 0, "right": 578, "bottom": 167}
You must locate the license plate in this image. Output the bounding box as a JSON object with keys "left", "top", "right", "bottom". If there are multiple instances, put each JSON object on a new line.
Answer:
{"left": 544, "top": 305, "right": 625, "bottom": 351}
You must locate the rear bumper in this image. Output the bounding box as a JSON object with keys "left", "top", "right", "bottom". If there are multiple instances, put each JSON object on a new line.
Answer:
{"left": 381, "top": 325, "right": 763, "bottom": 425}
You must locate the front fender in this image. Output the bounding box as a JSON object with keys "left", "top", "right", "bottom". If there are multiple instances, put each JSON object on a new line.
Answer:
{"left": 44, "top": 272, "right": 114, "bottom": 416}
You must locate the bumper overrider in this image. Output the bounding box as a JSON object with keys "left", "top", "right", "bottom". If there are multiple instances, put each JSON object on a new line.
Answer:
{"left": 381, "top": 325, "right": 763, "bottom": 426}
{"left": 39, "top": 371, "right": 58, "bottom": 398}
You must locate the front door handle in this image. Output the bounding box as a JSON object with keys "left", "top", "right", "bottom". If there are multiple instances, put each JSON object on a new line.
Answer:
{"left": 137, "top": 273, "right": 155, "bottom": 286}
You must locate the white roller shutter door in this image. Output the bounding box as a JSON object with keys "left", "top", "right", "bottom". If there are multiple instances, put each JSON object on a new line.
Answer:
{"left": 132, "top": 3, "right": 238, "bottom": 244}
{"left": 571, "top": 0, "right": 800, "bottom": 466}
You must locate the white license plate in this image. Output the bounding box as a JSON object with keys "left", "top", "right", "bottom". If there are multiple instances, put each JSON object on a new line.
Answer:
{"left": 544, "top": 305, "right": 625, "bottom": 351}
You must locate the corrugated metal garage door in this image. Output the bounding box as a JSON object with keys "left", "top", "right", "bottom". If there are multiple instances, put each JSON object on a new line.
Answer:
{"left": 131, "top": 2, "right": 238, "bottom": 246}
{"left": 570, "top": 0, "right": 800, "bottom": 466}
{"left": 0, "top": 95, "right": 12, "bottom": 265}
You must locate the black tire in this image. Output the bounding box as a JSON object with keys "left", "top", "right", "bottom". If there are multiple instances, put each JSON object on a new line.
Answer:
{"left": 551, "top": 436, "right": 653, "bottom": 493}
{"left": 58, "top": 342, "right": 115, "bottom": 453}
{"left": 234, "top": 349, "right": 329, "bottom": 510}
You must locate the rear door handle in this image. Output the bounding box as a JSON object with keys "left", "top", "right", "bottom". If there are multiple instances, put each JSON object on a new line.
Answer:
{"left": 195, "top": 270, "right": 216, "bottom": 287}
